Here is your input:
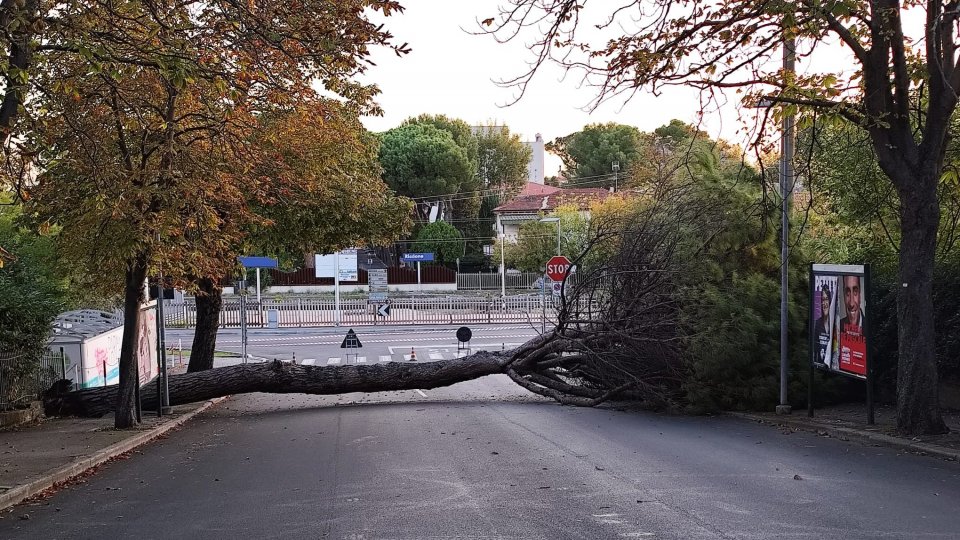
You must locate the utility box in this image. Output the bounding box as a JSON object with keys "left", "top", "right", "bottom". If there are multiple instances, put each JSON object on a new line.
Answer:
{"left": 267, "top": 309, "right": 279, "bottom": 329}
{"left": 47, "top": 307, "right": 159, "bottom": 389}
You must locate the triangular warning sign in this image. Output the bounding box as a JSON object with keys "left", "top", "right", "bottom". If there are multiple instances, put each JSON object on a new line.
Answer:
{"left": 340, "top": 329, "right": 362, "bottom": 349}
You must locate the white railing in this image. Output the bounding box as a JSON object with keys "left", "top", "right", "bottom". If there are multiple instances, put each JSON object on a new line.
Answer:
{"left": 456, "top": 272, "right": 542, "bottom": 290}
{"left": 165, "top": 295, "right": 560, "bottom": 328}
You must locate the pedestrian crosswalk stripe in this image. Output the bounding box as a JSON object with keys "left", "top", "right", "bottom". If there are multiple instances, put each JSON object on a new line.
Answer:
{"left": 302, "top": 358, "right": 316, "bottom": 365}
{"left": 403, "top": 354, "right": 413, "bottom": 361}
{"left": 429, "top": 353, "right": 443, "bottom": 360}
{"left": 327, "top": 357, "right": 341, "bottom": 365}
{"left": 356, "top": 356, "right": 367, "bottom": 363}
{"left": 379, "top": 355, "right": 392, "bottom": 362}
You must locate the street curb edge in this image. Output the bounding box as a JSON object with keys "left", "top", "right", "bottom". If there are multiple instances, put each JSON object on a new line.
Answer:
{"left": 0, "top": 396, "right": 230, "bottom": 513}
{"left": 726, "top": 411, "right": 960, "bottom": 461}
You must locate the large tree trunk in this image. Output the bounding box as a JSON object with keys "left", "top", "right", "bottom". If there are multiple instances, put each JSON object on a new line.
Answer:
{"left": 896, "top": 176, "right": 948, "bottom": 434}
{"left": 115, "top": 252, "right": 149, "bottom": 429}
{"left": 47, "top": 353, "right": 509, "bottom": 418}
{"left": 188, "top": 277, "right": 223, "bottom": 372}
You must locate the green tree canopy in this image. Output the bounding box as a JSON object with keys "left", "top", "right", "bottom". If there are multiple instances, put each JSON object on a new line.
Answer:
{"left": 475, "top": 123, "right": 532, "bottom": 197}
{"left": 0, "top": 202, "right": 66, "bottom": 352}
{"left": 411, "top": 221, "right": 464, "bottom": 266}
{"left": 498, "top": 205, "right": 589, "bottom": 272}
{"left": 379, "top": 123, "right": 475, "bottom": 200}
{"left": 548, "top": 123, "right": 643, "bottom": 186}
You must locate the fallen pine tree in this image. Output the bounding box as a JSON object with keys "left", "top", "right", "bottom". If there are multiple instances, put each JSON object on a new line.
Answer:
{"left": 45, "top": 164, "right": 792, "bottom": 419}
{"left": 43, "top": 331, "right": 643, "bottom": 417}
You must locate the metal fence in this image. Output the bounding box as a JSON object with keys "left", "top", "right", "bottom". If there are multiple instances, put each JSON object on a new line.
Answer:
{"left": 456, "top": 272, "right": 542, "bottom": 290}
{"left": 165, "top": 294, "right": 561, "bottom": 329}
{"left": 0, "top": 348, "right": 69, "bottom": 411}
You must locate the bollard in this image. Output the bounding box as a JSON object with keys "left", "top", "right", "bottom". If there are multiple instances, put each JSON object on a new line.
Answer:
{"left": 410, "top": 347, "right": 417, "bottom": 362}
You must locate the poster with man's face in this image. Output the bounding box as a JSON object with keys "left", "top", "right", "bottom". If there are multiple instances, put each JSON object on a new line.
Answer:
{"left": 811, "top": 264, "right": 868, "bottom": 379}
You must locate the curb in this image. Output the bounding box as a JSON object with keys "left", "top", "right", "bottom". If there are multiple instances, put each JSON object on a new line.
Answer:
{"left": 0, "top": 396, "right": 230, "bottom": 512}
{"left": 727, "top": 411, "right": 960, "bottom": 462}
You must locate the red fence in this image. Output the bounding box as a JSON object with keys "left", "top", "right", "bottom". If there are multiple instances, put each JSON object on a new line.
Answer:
{"left": 268, "top": 266, "right": 455, "bottom": 286}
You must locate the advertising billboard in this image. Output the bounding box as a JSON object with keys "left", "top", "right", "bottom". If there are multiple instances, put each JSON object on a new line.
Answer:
{"left": 314, "top": 251, "right": 359, "bottom": 282}
{"left": 810, "top": 264, "right": 868, "bottom": 379}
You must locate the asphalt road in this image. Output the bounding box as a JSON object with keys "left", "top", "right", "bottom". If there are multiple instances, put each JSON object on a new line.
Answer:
{"left": 166, "top": 324, "right": 541, "bottom": 365}
{"left": 4, "top": 373, "right": 960, "bottom": 540}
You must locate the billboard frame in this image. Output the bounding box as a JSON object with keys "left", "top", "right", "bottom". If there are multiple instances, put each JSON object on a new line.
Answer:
{"left": 808, "top": 263, "right": 874, "bottom": 424}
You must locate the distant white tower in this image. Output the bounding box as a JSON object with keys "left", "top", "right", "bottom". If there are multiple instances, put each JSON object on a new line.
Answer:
{"left": 525, "top": 133, "right": 545, "bottom": 184}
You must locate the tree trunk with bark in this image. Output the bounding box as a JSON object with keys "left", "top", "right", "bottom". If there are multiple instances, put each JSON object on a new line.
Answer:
{"left": 895, "top": 172, "right": 947, "bottom": 434}
{"left": 115, "top": 252, "right": 149, "bottom": 428}
{"left": 188, "top": 277, "right": 223, "bottom": 373}
{"left": 47, "top": 353, "right": 509, "bottom": 417}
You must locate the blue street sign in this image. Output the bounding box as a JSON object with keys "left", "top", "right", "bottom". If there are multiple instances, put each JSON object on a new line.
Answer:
{"left": 401, "top": 253, "right": 434, "bottom": 262}
{"left": 238, "top": 256, "right": 279, "bottom": 269}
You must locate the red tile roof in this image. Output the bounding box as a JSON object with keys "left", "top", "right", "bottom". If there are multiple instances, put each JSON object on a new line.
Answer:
{"left": 518, "top": 182, "right": 561, "bottom": 197}
{"left": 494, "top": 187, "right": 613, "bottom": 213}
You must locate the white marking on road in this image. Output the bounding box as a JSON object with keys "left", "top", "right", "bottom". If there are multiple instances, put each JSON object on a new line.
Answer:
{"left": 218, "top": 335, "right": 536, "bottom": 346}
{"left": 327, "top": 357, "right": 341, "bottom": 365}
{"left": 356, "top": 356, "right": 367, "bottom": 363}
{"left": 302, "top": 358, "right": 316, "bottom": 365}
{"left": 429, "top": 353, "right": 444, "bottom": 360}
{"left": 593, "top": 514, "right": 620, "bottom": 518}
{"left": 389, "top": 342, "right": 524, "bottom": 353}
{"left": 620, "top": 534, "right": 655, "bottom": 538}
{"left": 455, "top": 351, "right": 467, "bottom": 358}
{"left": 378, "top": 355, "right": 392, "bottom": 363}
{"left": 403, "top": 354, "right": 413, "bottom": 361}
{"left": 415, "top": 389, "right": 428, "bottom": 397}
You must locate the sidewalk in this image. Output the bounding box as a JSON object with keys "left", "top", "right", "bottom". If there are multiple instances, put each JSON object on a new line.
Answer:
{"left": 0, "top": 396, "right": 227, "bottom": 512}
{"left": 730, "top": 403, "right": 960, "bottom": 461}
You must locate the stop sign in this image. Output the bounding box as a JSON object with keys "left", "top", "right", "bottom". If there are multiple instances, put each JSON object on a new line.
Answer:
{"left": 545, "top": 255, "right": 572, "bottom": 282}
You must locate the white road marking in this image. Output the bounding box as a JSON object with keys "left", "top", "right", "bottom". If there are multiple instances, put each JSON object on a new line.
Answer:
{"left": 356, "top": 356, "right": 367, "bottom": 363}
{"left": 593, "top": 514, "right": 620, "bottom": 518}
{"left": 327, "top": 357, "right": 341, "bottom": 365}
{"left": 403, "top": 354, "right": 414, "bottom": 361}
{"left": 415, "top": 389, "right": 428, "bottom": 397}
{"left": 389, "top": 342, "right": 524, "bottom": 353}
{"left": 455, "top": 351, "right": 467, "bottom": 358}
{"left": 217, "top": 335, "right": 536, "bottom": 346}
{"left": 378, "top": 355, "right": 392, "bottom": 363}
{"left": 428, "top": 353, "right": 444, "bottom": 360}
{"left": 302, "top": 358, "right": 316, "bottom": 365}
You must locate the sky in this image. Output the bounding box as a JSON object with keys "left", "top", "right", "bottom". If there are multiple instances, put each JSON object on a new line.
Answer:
{"left": 358, "top": 1, "right": 747, "bottom": 176}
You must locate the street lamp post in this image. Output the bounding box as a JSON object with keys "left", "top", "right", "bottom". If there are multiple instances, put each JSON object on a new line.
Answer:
{"left": 776, "top": 37, "right": 796, "bottom": 415}
{"left": 612, "top": 161, "right": 620, "bottom": 192}
{"left": 539, "top": 217, "right": 561, "bottom": 255}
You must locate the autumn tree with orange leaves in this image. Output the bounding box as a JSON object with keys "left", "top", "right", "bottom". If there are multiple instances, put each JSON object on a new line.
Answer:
{"left": 14, "top": 0, "right": 409, "bottom": 428}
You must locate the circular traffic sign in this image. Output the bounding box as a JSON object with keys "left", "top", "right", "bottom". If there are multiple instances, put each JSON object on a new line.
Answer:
{"left": 456, "top": 326, "right": 472, "bottom": 343}
{"left": 545, "top": 255, "right": 572, "bottom": 282}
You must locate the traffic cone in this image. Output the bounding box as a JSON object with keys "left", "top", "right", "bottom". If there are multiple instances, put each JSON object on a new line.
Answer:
{"left": 410, "top": 347, "right": 417, "bottom": 362}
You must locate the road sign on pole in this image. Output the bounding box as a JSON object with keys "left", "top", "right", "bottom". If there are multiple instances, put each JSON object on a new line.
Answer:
{"left": 377, "top": 303, "right": 391, "bottom": 317}
{"left": 545, "top": 255, "right": 572, "bottom": 282}
{"left": 400, "top": 253, "right": 434, "bottom": 262}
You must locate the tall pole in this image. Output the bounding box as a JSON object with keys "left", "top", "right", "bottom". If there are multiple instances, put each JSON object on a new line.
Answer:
{"left": 499, "top": 230, "right": 506, "bottom": 297}
{"left": 240, "top": 282, "right": 248, "bottom": 364}
{"left": 334, "top": 251, "right": 341, "bottom": 326}
{"left": 155, "top": 288, "right": 163, "bottom": 417}
{"left": 256, "top": 267, "right": 262, "bottom": 328}
{"left": 157, "top": 280, "right": 170, "bottom": 414}
{"left": 777, "top": 36, "right": 796, "bottom": 415}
